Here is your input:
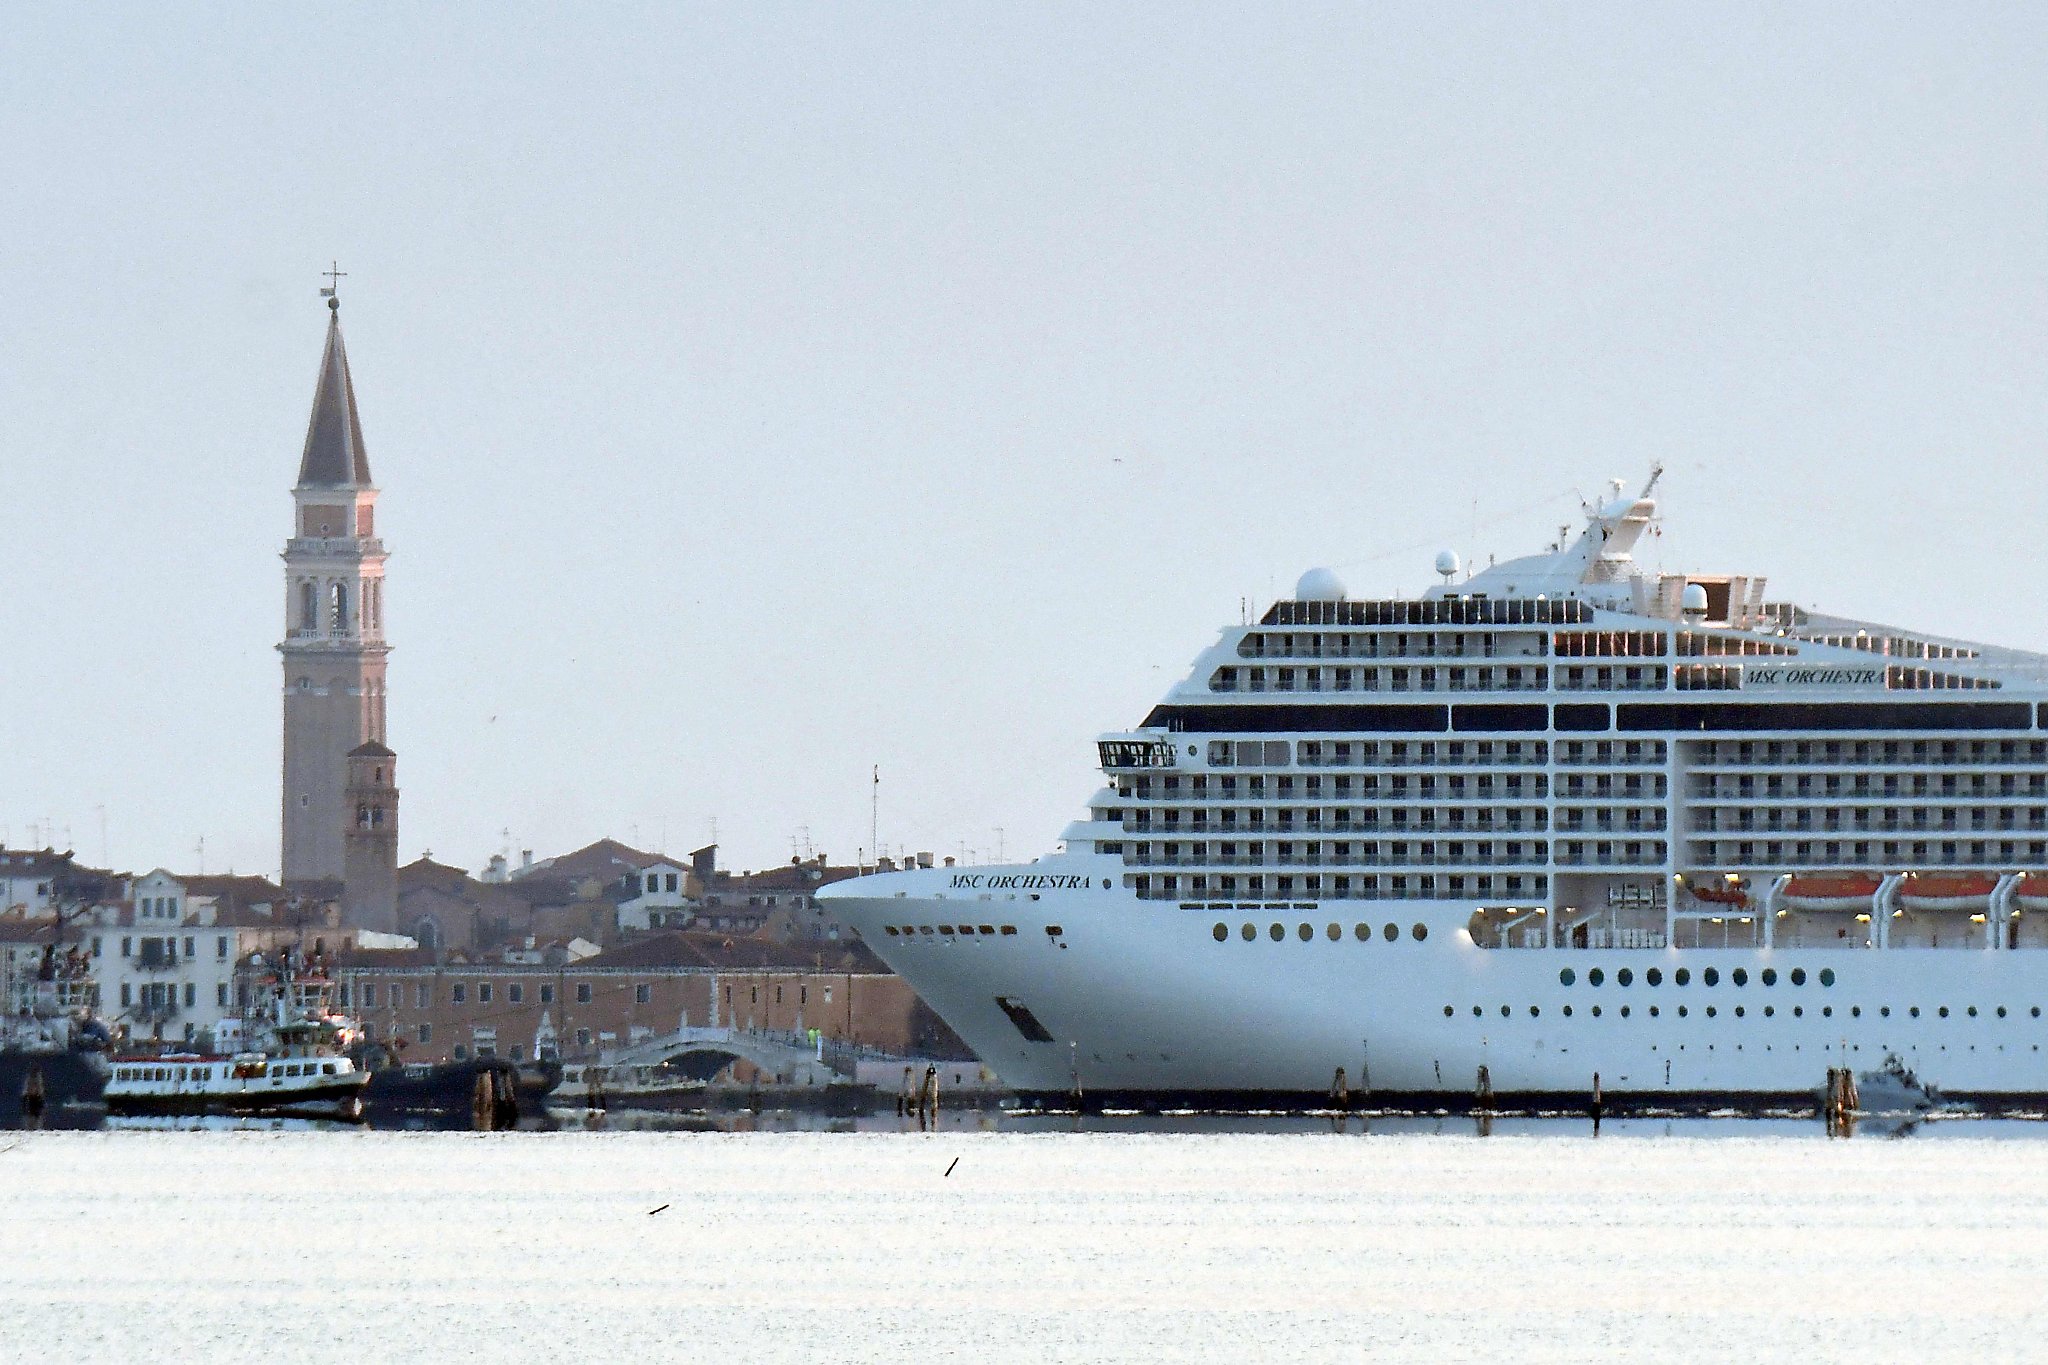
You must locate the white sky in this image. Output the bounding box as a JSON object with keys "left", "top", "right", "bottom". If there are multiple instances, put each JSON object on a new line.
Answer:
{"left": 4, "top": 6, "right": 2046, "bottom": 880}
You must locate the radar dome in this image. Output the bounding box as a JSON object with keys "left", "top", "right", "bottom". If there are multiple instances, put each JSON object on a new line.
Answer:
{"left": 1434, "top": 550, "right": 1460, "bottom": 580}
{"left": 1680, "top": 583, "right": 1710, "bottom": 615}
{"left": 1294, "top": 567, "right": 1347, "bottom": 601}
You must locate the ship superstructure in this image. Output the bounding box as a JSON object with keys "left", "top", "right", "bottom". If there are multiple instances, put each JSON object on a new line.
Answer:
{"left": 821, "top": 473, "right": 2048, "bottom": 1106}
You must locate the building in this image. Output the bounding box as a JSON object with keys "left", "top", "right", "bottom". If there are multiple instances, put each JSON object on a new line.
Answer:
{"left": 333, "top": 930, "right": 963, "bottom": 1065}
{"left": 279, "top": 289, "right": 399, "bottom": 931}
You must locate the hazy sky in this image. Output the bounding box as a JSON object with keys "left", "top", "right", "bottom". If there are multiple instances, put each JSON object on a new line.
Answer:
{"left": 5, "top": 6, "right": 2046, "bottom": 880}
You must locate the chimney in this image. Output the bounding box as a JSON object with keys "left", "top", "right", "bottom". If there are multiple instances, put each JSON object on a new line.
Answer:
{"left": 917, "top": 851, "right": 935, "bottom": 869}
{"left": 520, "top": 849, "right": 533, "bottom": 871}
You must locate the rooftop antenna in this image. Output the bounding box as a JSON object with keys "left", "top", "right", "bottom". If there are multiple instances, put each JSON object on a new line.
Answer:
{"left": 1641, "top": 462, "right": 1664, "bottom": 499}
{"left": 870, "top": 766, "right": 880, "bottom": 873}
{"left": 195, "top": 835, "right": 206, "bottom": 876}
{"left": 993, "top": 826, "right": 1005, "bottom": 862}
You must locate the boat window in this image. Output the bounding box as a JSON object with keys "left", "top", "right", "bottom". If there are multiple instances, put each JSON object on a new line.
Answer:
{"left": 1646, "top": 968, "right": 1662, "bottom": 987}
{"left": 1703, "top": 968, "right": 1720, "bottom": 987}
{"left": 1296, "top": 924, "right": 1312, "bottom": 942}
{"left": 1000, "top": 925, "right": 1017, "bottom": 936}
{"left": 1212, "top": 923, "right": 1228, "bottom": 942}
{"left": 1819, "top": 969, "right": 1836, "bottom": 987}
{"left": 1559, "top": 968, "right": 1574, "bottom": 986}
{"left": 1732, "top": 968, "right": 1748, "bottom": 987}
{"left": 1354, "top": 924, "right": 1370, "bottom": 941}
{"left": 1761, "top": 969, "right": 1777, "bottom": 987}
{"left": 1791, "top": 968, "right": 1807, "bottom": 986}
{"left": 1616, "top": 969, "right": 1633, "bottom": 988}
{"left": 1382, "top": 923, "right": 1398, "bottom": 942}
{"left": 324, "top": 1062, "right": 338, "bottom": 1075}
{"left": 1240, "top": 923, "right": 1255, "bottom": 941}
{"left": 1411, "top": 923, "right": 1428, "bottom": 942}
{"left": 1675, "top": 968, "right": 1691, "bottom": 986}
{"left": 1268, "top": 923, "right": 1284, "bottom": 942}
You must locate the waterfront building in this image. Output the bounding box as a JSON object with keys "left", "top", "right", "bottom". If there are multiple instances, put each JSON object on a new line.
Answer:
{"left": 279, "top": 290, "right": 399, "bottom": 931}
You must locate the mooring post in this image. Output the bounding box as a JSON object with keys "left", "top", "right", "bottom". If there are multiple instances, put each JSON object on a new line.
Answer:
{"left": 1332, "top": 1066, "right": 1349, "bottom": 1113}
{"left": 1591, "top": 1071, "right": 1604, "bottom": 1132}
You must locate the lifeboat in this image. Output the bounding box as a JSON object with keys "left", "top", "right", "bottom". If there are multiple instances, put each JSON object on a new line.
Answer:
{"left": 1898, "top": 872, "right": 1999, "bottom": 913}
{"left": 1687, "top": 878, "right": 1751, "bottom": 909}
{"left": 1780, "top": 873, "right": 1882, "bottom": 912}
{"left": 2015, "top": 874, "right": 2048, "bottom": 913}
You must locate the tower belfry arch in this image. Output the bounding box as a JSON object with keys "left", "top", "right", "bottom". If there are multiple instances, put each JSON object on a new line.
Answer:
{"left": 279, "top": 278, "right": 398, "bottom": 930}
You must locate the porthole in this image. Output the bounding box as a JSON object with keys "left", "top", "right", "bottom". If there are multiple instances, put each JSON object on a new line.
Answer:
{"left": 1763, "top": 1006, "right": 1774, "bottom": 1018}
{"left": 1794, "top": 1006, "right": 1804, "bottom": 1018}
{"left": 885, "top": 926, "right": 900, "bottom": 936}
{"left": 1648, "top": 1005, "right": 1660, "bottom": 1018}
{"left": 1412, "top": 923, "right": 1428, "bottom": 942}
{"left": 1212, "top": 923, "right": 1228, "bottom": 942}
{"left": 1999, "top": 1006, "right": 2009, "bottom": 1019}
{"left": 1851, "top": 1006, "right": 1861, "bottom": 1019}
{"left": 1589, "top": 968, "right": 1605, "bottom": 987}
{"left": 1591, "top": 1005, "right": 1603, "bottom": 1018}
{"left": 1240, "top": 924, "right": 1256, "bottom": 941}
{"left": 1529, "top": 1005, "right": 1541, "bottom": 1018}
{"left": 1678, "top": 1005, "right": 1689, "bottom": 1018}
{"left": 1560, "top": 968, "right": 1576, "bottom": 987}
{"left": 1790, "top": 967, "right": 1807, "bottom": 986}
{"left": 1619, "top": 1005, "right": 1631, "bottom": 1018}
{"left": 1500, "top": 1005, "right": 1511, "bottom": 1018}
{"left": 1910, "top": 1007, "right": 1921, "bottom": 1018}
{"left": 1444, "top": 1005, "right": 1454, "bottom": 1017}
{"left": 1646, "top": 968, "right": 1663, "bottom": 987}
{"left": 1706, "top": 1006, "right": 1718, "bottom": 1018}
{"left": 1703, "top": 968, "right": 1720, "bottom": 987}
{"left": 1822, "top": 1006, "right": 1833, "bottom": 1018}
{"left": 1675, "top": 968, "right": 1691, "bottom": 987}
{"left": 1761, "top": 968, "right": 1777, "bottom": 987}
{"left": 1939, "top": 1006, "right": 1950, "bottom": 1019}
{"left": 1326, "top": 923, "right": 1341, "bottom": 941}
{"left": 1819, "top": 968, "right": 1836, "bottom": 988}
{"left": 1269, "top": 923, "right": 1284, "bottom": 942}
{"left": 1296, "top": 923, "right": 1312, "bottom": 942}
{"left": 1383, "top": 923, "right": 1398, "bottom": 943}
{"left": 1732, "top": 968, "right": 1748, "bottom": 987}
{"left": 1354, "top": 924, "right": 1370, "bottom": 941}
{"left": 1472, "top": 1006, "right": 1482, "bottom": 1018}
{"left": 1968, "top": 1006, "right": 1979, "bottom": 1018}
{"left": 1617, "top": 968, "right": 1634, "bottom": 987}
{"left": 1563, "top": 1005, "right": 1573, "bottom": 1017}
{"left": 1880, "top": 1006, "right": 1891, "bottom": 1018}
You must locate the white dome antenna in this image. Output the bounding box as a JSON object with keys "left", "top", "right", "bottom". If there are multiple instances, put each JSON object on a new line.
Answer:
{"left": 1295, "top": 567, "right": 1347, "bottom": 601}
{"left": 1434, "top": 550, "right": 1460, "bottom": 584}
{"left": 1681, "top": 582, "right": 1709, "bottom": 620}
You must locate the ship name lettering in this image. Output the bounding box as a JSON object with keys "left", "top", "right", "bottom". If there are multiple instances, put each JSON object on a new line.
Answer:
{"left": 948, "top": 873, "right": 1090, "bottom": 891}
{"left": 1747, "top": 667, "right": 1882, "bottom": 686}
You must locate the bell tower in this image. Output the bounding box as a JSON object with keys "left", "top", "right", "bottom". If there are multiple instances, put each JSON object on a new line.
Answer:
{"left": 279, "top": 283, "right": 396, "bottom": 922}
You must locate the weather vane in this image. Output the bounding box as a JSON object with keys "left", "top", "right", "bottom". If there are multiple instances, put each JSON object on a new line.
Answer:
{"left": 319, "top": 260, "right": 347, "bottom": 311}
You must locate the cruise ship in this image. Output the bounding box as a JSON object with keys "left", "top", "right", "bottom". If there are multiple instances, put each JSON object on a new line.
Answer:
{"left": 820, "top": 472, "right": 2048, "bottom": 1109}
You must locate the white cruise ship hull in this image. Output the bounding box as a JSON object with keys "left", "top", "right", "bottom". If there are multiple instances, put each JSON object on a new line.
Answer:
{"left": 823, "top": 857, "right": 2048, "bottom": 1108}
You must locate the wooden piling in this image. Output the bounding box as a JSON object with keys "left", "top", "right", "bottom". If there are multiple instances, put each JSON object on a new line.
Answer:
{"left": 1590, "top": 1071, "right": 1604, "bottom": 1131}
{"left": 20, "top": 1064, "right": 44, "bottom": 1125}
{"left": 472, "top": 1068, "right": 495, "bottom": 1131}
{"left": 1474, "top": 1064, "right": 1493, "bottom": 1113}
{"left": 1331, "top": 1066, "right": 1349, "bottom": 1113}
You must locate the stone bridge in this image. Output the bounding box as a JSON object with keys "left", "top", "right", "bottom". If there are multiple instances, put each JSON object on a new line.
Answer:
{"left": 600, "top": 1026, "right": 847, "bottom": 1085}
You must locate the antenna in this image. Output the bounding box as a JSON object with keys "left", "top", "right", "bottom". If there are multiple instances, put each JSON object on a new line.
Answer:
{"left": 871, "top": 766, "right": 880, "bottom": 872}
{"left": 993, "top": 826, "right": 1005, "bottom": 862}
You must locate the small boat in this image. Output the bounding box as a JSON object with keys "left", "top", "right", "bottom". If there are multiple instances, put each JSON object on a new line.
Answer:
{"left": 555, "top": 1060, "right": 712, "bottom": 1110}
{"left": 1780, "top": 873, "right": 1884, "bottom": 912}
{"left": 1686, "top": 877, "right": 1751, "bottom": 908}
{"left": 364, "top": 1055, "right": 561, "bottom": 1116}
{"left": 0, "top": 942, "right": 112, "bottom": 1124}
{"left": 1853, "top": 1053, "right": 1945, "bottom": 1116}
{"left": 104, "top": 953, "right": 368, "bottom": 1119}
{"left": 1898, "top": 872, "right": 2000, "bottom": 913}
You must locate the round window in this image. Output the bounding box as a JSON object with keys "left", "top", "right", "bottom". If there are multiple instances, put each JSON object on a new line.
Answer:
{"left": 1761, "top": 968, "right": 1777, "bottom": 987}
{"left": 1354, "top": 923, "right": 1370, "bottom": 941}
{"left": 1646, "top": 968, "right": 1663, "bottom": 987}
{"left": 1703, "top": 968, "right": 1720, "bottom": 987}
{"left": 1791, "top": 967, "right": 1807, "bottom": 986}
{"left": 1560, "top": 968, "right": 1576, "bottom": 987}
{"left": 1240, "top": 923, "right": 1256, "bottom": 941}
{"left": 1212, "top": 923, "right": 1228, "bottom": 942}
{"left": 1412, "top": 923, "right": 1428, "bottom": 942}
{"left": 1819, "top": 968, "right": 1836, "bottom": 987}
{"left": 1383, "top": 923, "right": 1398, "bottom": 943}
{"left": 1675, "top": 968, "right": 1691, "bottom": 987}
{"left": 1732, "top": 968, "right": 1748, "bottom": 987}
{"left": 1326, "top": 923, "right": 1341, "bottom": 941}
{"left": 1589, "top": 968, "right": 1605, "bottom": 987}
{"left": 1296, "top": 923, "right": 1312, "bottom": 942}
{"left": 1269, "top": 923, "right": 1284, "bottom": 942}
{"left": 1617, "top": 968, "right": 1633, "bottom": 987}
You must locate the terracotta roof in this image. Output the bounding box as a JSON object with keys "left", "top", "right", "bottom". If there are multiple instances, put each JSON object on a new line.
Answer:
{"left": 517, "top": 838, "right": 667, "bottom": 882}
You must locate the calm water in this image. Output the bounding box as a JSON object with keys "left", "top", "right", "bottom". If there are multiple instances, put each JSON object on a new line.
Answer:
{"left": 4, "top": 1120, "right": 2046, "bottom": 1361}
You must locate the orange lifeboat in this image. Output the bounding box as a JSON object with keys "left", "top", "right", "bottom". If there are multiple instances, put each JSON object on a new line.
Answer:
{"left": 1780, "top": 873, "right": 1882, "bottom": 912}
{"left": 1687, "top": 877, "right": 1751, "bottom": 909}
{"left": 1898, "top": 872, "right": 1999, "bottom": 912}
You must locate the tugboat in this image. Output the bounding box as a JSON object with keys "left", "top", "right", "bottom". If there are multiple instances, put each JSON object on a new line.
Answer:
{"left": 359, "top": 1048, "right": 561, "bottom": 1126}
{"left": 104, "top": 948, "right": 368, "bottom": 1119}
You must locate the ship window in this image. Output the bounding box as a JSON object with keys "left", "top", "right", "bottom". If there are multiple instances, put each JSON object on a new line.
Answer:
{"left": 1617, "top": 968, "right": 1633, "bottom": 987}
{"left": 1703, "top": 968, "right": 1720, "bottom": 987}
{"left": 1939, "top": 1006, "right": 1951, "bottom": 1018}
{"left": 1563, "top": 1005, "right": 1573, "bottom": 1017}
{"left": 1354, "top": 924, "right": 1370, "bottom": 941}
{"left": 1646, "top": 968, "right": 1662, "bottom": 987}
{"left": 1706, "top": 1006, "right": 1718, "bottom": 1018}
{"left": 1001, "top": 926, "right": 1017, "bottom": 936}
{"left": 1819, "top": 968, "right": 1836, "bottom": 987}
{"left": 1444, "top": 1005, "right": 1454, "bottom": 1017}
{"left": 1999, "top": 1006, "right": 2009, "bottom": 1018}
{"left": 1241, "top": 924, "right": 1256, "bottom": 941}
{"left": 1269, "top": 923, "right": 1284, "bottom": 942}
{"left": 1326, "top": 923, "right": 1340, "bottom": 941}
{"left": 1412, "top": 923, "right": 1428, "bottom": 942}
{"left": 1472, "top": 1006, "right": 1482, "bottom": 1017}
{"left": 1910, "top": 1007, "right": 1921, "bottom": 1018}
{"left": 1559, "top": 968, "right": 1575, "bottom": 986}
{"left": 1297, "top": 924, "right": 1312, "bottom": 942}
{"left": 1969, "top": 1006, "right": 1979, "bottom": 1018}
{"left": 886, "top": 926, "right": 900, "bottom": 936}
{"left": 1734, "top": 1006, "right": 1746, "bottom": 1018}
{"left": 1383, "top": 923, "right": 1398, "bottom": 942}
{"left": 1588, "top": 968, "right": 1604, "bottom": 987}
{"left": 1675, "top": 968, "right": 1691, "bottom": 986}
{"left": 1529, "top": 1006, "right": 1540, "bottom": 1017}
{"left": 1790, "top": 968, "right": 1807, "bottom": 986}
{"left": 1212, "top": 924, "right": 1227, "bottom": 942}
{"left": 1761, "top": 969, "right": 1778, "bottom": 987}
{"left": 1591, "top": 1005, "right": 1602, "bottom": 1018}
{"left": 1732, "top": 969, "right": 1748, "bottom": 987}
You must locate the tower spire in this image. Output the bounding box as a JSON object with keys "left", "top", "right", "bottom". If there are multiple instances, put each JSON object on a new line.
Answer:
{"left": 298, "top": 269, "right": 371, "bottom": 487}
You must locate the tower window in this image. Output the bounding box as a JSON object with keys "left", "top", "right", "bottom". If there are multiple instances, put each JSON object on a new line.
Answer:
{"left": 299, "top": 581, "right": 317, "bottom": 631}
{"left": 330, "top": 582, "right": 349, "bottom": 632}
